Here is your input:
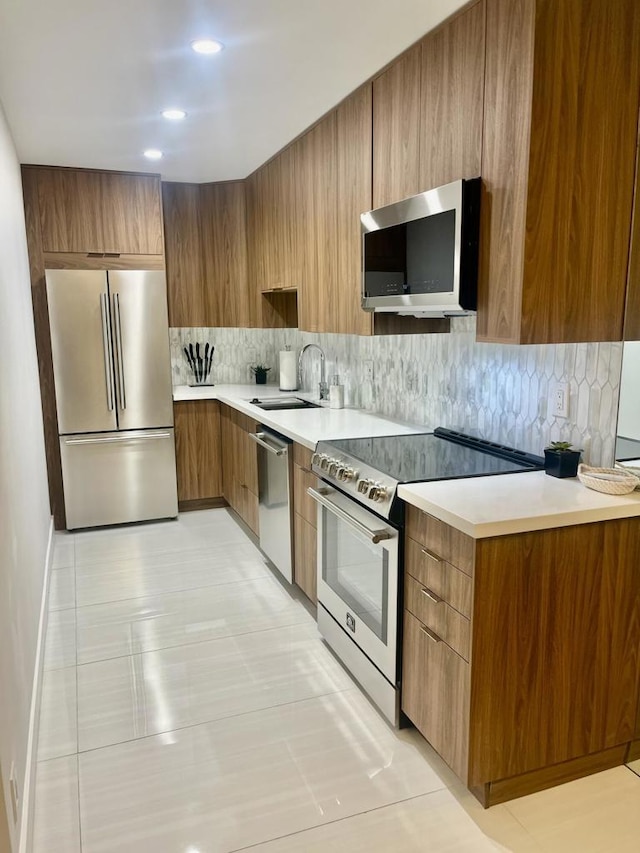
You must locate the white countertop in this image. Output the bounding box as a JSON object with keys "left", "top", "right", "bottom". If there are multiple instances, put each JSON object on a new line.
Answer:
{"left": 173, "top": 384, "right": 426, "bottom": 449}
{"left": 399, "top": 471, "right": 640, "bottom": 539}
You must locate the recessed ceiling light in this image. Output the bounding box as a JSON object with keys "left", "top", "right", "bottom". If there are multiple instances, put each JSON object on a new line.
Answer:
{"left": 143, "top": 149, "right": 163, "bottom": 160}
{"left": 161, "top": 109, "right": 186, "bottom": 121}
{"left": 191, "top": 38, "right": 224, "bottom": 55}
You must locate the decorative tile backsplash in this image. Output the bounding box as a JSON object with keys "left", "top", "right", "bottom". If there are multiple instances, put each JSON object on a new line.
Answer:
{"left": 170, "top": 320, "right": 623, "bottom": 465}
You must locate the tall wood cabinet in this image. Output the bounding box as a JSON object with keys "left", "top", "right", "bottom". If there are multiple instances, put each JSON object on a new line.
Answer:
{"left": 402, "top": 505, "right": 640, "bottom": 806}
{"left": 477, "top": 0, "right": 640, "bottom": 344}
{"left": 21, "top": 165, "right": 165, "bottom": 529}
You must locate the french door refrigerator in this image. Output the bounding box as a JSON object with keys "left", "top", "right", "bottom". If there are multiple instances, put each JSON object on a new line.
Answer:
{"left": 46, "top": 269, "right": 178, "bottom": 529}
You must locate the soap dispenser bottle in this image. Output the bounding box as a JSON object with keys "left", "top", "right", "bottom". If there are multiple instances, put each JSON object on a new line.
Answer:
{"left": 329, "top": 374, "right": 344, "bottom": 409}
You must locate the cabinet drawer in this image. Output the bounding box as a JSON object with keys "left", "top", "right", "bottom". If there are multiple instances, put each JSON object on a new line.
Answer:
{"left": 405, "top": 536, "right": 472, "bottom": 618}
{"left": 405, "top": 574, "right": 470, "bottom": 661}
{"left": 293, "top": 464, "right": 318, "bottom": 527}
{"left": 402, "top": 609, "right": 469, "bottom": 781}
{"left": 406, "top": 505, "right": 475, "bottom": 576}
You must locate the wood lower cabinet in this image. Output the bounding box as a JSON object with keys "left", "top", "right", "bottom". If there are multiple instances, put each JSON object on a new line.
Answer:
{"left": 292, "top": 443, "right": 317, "bottom": 603}
{"left": 173, "top": 401, "right": 223, "bottom": 507}
{"left": 402, "top": 505, "right": 640, "bottom": 806}
{"left": 219, "top": 404, "right": 259, "bottom": 535}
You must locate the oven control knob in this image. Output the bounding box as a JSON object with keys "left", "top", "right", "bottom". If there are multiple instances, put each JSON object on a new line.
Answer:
{"left": 311, "top": 452, "right": 321, "bottom": 467}
{"left": 328, "top": 461, "right": 339, "bottom": 476}
{"left": 320, "top": 456, "right": 331, "bottom": 470}
{"left": 357, "top": 478, "right": 372, "bottom": 494}
{"left": 368, "top": 484, "right": 388, "bottom": 502}
{"left": 338, "top": 466, "right": 356, "bottom": 482}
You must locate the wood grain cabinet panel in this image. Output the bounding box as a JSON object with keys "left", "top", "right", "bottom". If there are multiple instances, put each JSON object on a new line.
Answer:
{"left": 402, "top": 609, "right": 470, "bottom": 781}
{"left": 334, "top": 85, "right": 373, "bottom": 336}
{"left": 200, "top": 181, "right": 253, "bottom": 327}
{"left": 37, "top": 168, "right": 163, "bottom": 256}
{"left": 162, "top": 182, "right": 206, "bottom": 327}
{"left": 402, "top": 508, "right": 640, "bottom": 805}
{"left": 37, "top": 168, "right": 105, "bottom": 253}
{"left": 219, "top": 404, "right": 259, "bottom": 535}
{"left": 372, "top": 44, "right": 422, "bottom": 208}
{"left": 293, "top": 463, "right": 317, "bottom": 527}
{"left": 406, "top": 505, "right": 475, "bottom": 576}
{"left": 405, "top": 536, "right": 472, "bottom": 618}
{"left": 405, "top": 575, "right": 470, "bottom": 661}
{"left": 174, "top": 401, "right": 222, "bottom": 503}
{"left": 419, "top": 1, "right": 485, "bottom": 190}
{"left": 294, "top": 513, "right": 317, "bottom": 604}
{"left": 101, "top": 173, "right": 163, "bottom": 254}
{"left": 478, "top": 0, "right": 640, "bottom": 343}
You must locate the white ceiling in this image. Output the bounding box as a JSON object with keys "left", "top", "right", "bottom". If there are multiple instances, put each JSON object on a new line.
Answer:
{"left": 0, "top": 0, "right": 467, "bottom": 182}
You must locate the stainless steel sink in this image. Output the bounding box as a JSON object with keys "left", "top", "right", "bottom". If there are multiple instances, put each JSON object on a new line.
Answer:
{"left": 248, "top": 396, "right": 320, "bottom": 411}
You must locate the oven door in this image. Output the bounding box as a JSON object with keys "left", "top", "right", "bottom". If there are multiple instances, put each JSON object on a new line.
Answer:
{"left": 308, "top": 484, "right": 399, "bottom": 685}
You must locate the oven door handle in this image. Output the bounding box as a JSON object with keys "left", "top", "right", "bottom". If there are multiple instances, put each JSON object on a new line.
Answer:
{"left": 307, "top": 487, "right": 392, "bottom": 544}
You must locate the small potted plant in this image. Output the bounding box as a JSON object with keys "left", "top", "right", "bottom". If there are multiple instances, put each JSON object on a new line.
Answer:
{"left": 250, "top": 364, "right": 271, "bottom": 385}
{"left": 544, "top": 441, "right": 582, "bottom": 478}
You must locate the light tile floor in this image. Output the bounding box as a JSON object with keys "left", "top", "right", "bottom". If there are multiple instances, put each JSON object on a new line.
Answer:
{"left": 33, "top": 509, "right": 640, "bottom": 852}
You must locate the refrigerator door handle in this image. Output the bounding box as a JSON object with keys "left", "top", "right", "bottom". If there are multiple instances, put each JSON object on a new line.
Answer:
{"left": 99, "top": 292, "right": 115, "bottom": 411}
{"left": 113, "top": 292, "right": 127, "bottom": 410}
{"left": 63, "top": 433, "right": 172, "bottom": 446}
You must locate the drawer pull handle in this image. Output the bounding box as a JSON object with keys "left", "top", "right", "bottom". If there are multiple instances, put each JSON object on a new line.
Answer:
{"left": 421, "top": 587, "right": 443, "bottom": 604}
{"left": 420, "top": 625, "right": 441, "bottom": 644}
{"left": 421, "top": 547, "right": 442, "bottom": 564}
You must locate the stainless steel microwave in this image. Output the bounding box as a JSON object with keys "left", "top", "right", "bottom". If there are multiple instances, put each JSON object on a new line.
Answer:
{"left": 361, "top": 177, "right": 481, "bottom": 317}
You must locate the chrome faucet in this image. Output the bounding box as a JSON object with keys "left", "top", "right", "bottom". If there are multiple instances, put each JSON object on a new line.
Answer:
{"left": 298, "top": 344, "right": 329, "bottom": 400}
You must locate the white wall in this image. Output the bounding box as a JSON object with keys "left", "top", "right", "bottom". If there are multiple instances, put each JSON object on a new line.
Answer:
{"left": 0, "top": 100, "right": 51, "bottom": 850}
{"left": 618, "top": 341, "right": 640, "bottom": 440}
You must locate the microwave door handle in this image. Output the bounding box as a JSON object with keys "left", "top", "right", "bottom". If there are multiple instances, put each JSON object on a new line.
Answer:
{"left": 307, "top": 487, "right": 392, "bottom": 545}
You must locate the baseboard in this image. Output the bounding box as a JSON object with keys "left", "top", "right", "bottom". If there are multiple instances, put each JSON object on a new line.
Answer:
{"left": 178, "top": 497, "right": 227, "bottom": 512}
{"left": 18, "top": 517, "right": 54, "bottom": 853}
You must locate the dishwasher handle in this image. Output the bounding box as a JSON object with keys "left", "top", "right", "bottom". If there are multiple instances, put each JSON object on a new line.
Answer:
{"left": 249, "top": 431, "right": 289, "bottom": 457}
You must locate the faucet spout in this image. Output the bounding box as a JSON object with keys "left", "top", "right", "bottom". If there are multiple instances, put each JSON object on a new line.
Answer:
{"left": 298, "top": 344, "right": 329, "bottom": 400}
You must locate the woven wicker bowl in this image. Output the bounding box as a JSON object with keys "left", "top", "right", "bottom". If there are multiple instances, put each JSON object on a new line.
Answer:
{"left": 577, "top": 464, "right": 640, "bottom": 495}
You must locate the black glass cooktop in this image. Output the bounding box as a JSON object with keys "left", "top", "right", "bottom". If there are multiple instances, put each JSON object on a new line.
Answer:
{"left": 327, "top": 427, "right": 544, "bottom": 483}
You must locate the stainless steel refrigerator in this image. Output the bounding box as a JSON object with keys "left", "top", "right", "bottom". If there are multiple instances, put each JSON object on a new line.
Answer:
{"left": 45, "top": 269, "right": 178, "bottom": 529}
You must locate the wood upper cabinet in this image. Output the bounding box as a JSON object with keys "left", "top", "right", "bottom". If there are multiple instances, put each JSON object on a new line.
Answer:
{"left": 36, "top": 167, "right": 163, "bottom": 255}
{"left": 402, "top": 506, "right": 640, "bottom": 806}
{"left": 334, "top": 85, "right": 373, "bottom": 336}
{"left": 373, "top": 3, "right": 485, "bottom": 208}
{"left": 200, "top": 181, "right": 254, "bottom": 328}
{"left": 478, "top": 0, "right": 640, "bottom": 344}
{"left": 419, "top": 1, "right": 485, "bottom": 190}
{"left": 164, "top": 180, "right": 255, "bottom": 328}
{"left": 163, "top": 182, "right": 206, "bottom": 326}
{"left": 295, "top": 85, "right": 372, "bottom": 336}
{"left": 372, "top": 44, "right": 422, "bottom": 208}
{"left": 173, "top": 400, "right": 223, "bottom": 504}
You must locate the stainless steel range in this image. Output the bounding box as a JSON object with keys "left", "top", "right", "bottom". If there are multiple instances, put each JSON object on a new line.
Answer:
{"left": 307, "top": 428, "right": 543, "bottom": 725}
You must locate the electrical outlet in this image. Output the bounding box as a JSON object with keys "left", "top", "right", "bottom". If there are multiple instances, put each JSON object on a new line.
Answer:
{"left": 364, "top": 360, "right": 374, "bottom": 382}
{"left": 551, "top": 381, "right": 569, "bottom": 419}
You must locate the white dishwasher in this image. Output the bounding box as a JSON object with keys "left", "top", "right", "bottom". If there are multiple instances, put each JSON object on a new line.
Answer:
{"left": 249, "top": 426, "right": 293, "bottom": 583}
